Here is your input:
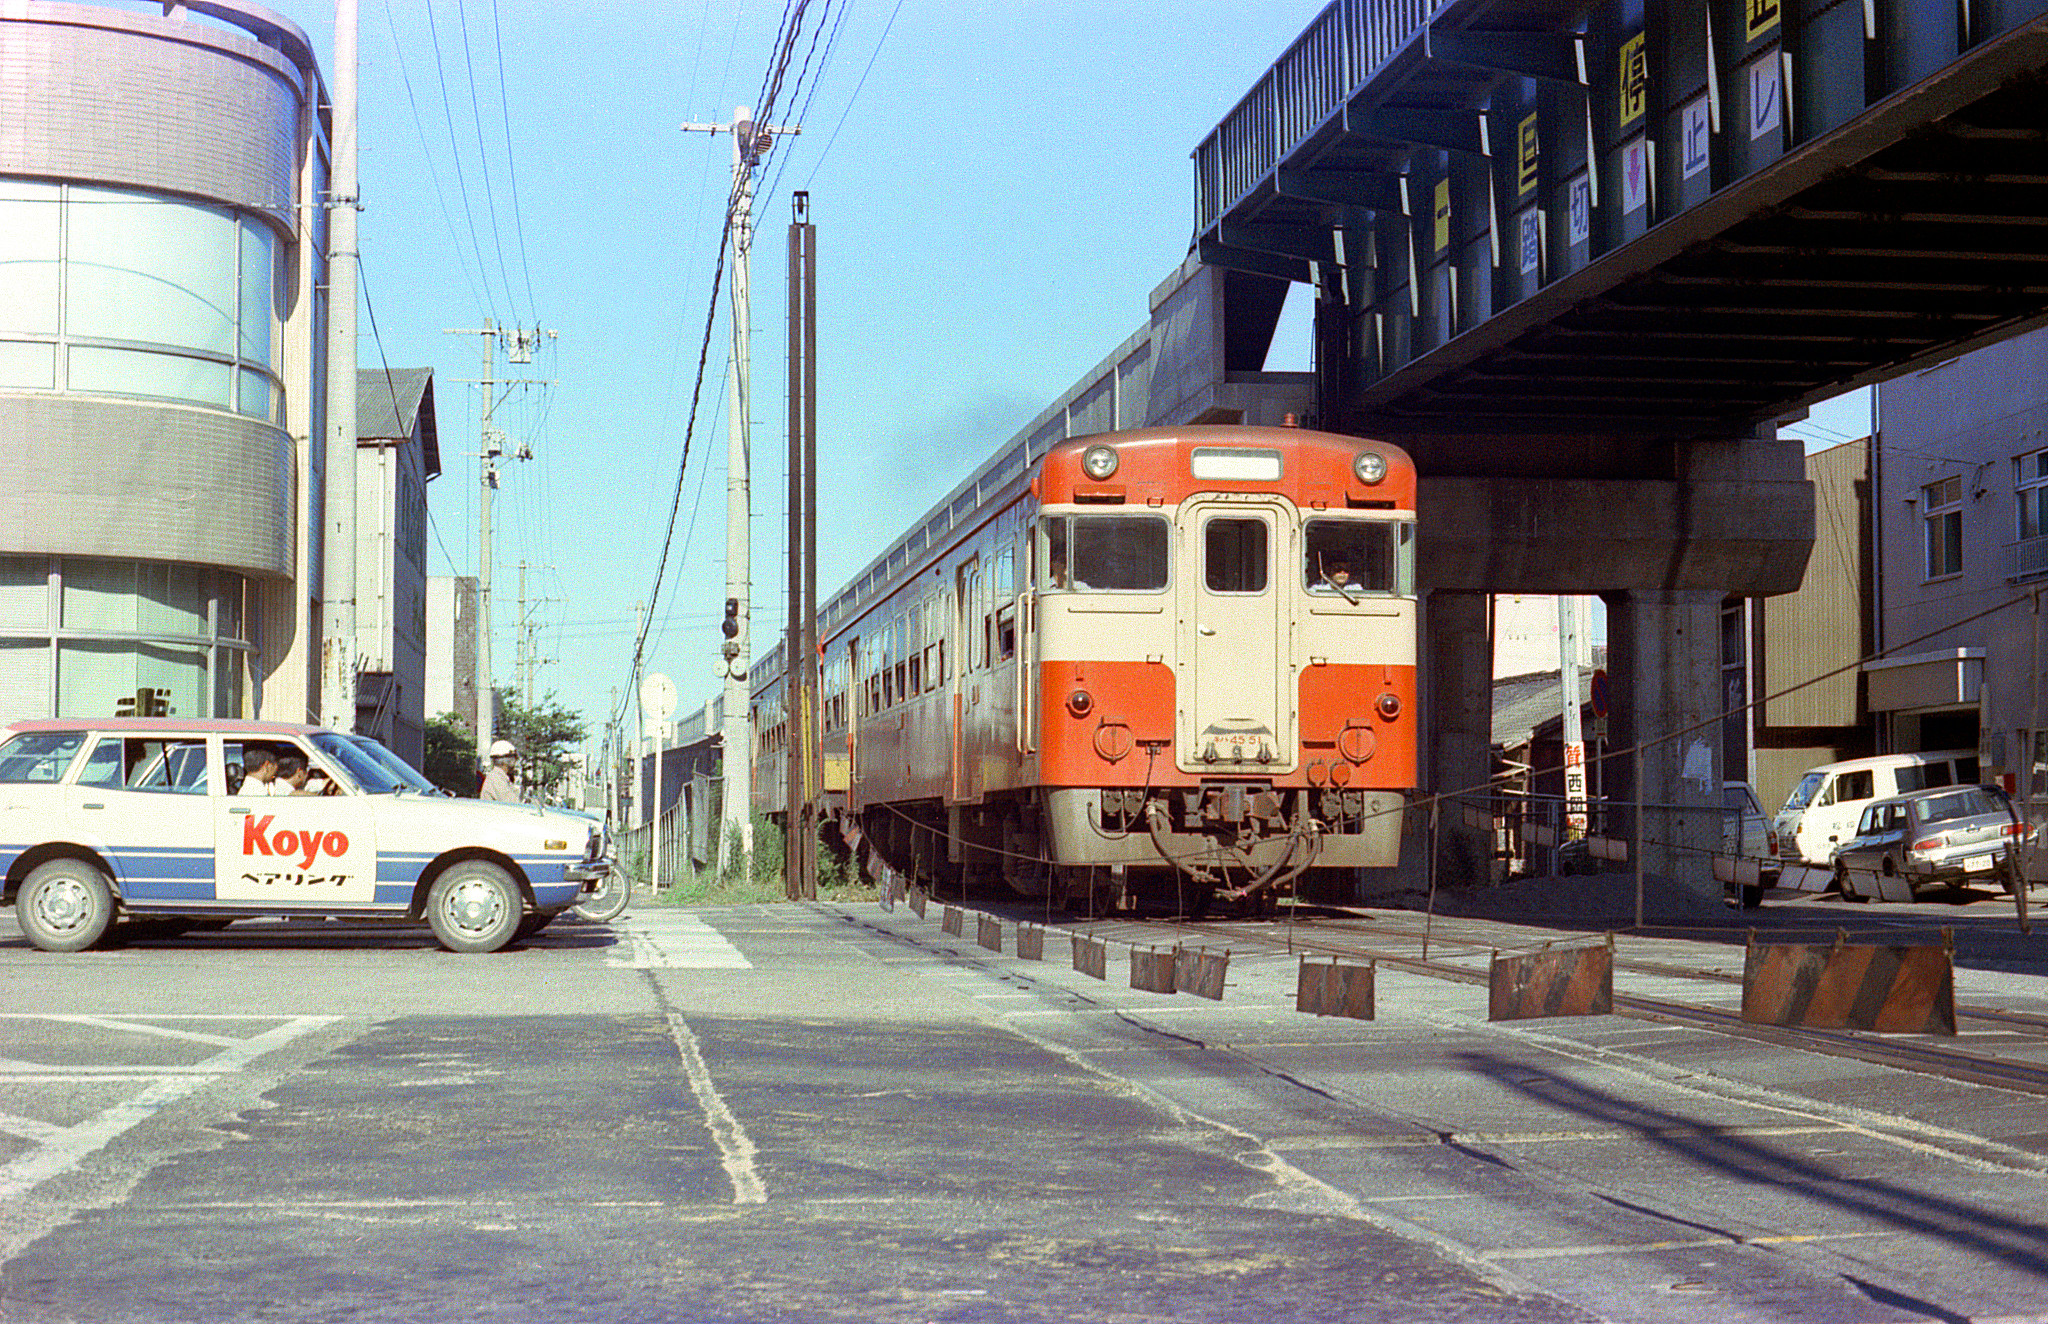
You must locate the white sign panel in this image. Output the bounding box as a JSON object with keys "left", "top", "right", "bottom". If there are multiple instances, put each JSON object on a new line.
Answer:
{"left": 1620, "top": 137, "right": 1650, "bottom": 214}
{"left": 1517, "top": 208, "right": 1542, "bottom": 276}
{"left": 1567, "top": 176, "right": 1591, "bottom": 246}
{"left": 219, "top": 803, "right": 376, "bottom": 904}
{"left": 1682, "top": 95, "right": 1711, "bottom": 179}
{"left": 1749, "top": 56, "right": 1783, "bottom": 140}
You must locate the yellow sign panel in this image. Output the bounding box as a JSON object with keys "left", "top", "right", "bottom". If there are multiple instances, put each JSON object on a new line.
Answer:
{"left": 1746, "top": 0, "right": 1782, "bottom": 41}
{"left": 1517, "top": 112, "right": 1540, "bottom": 195}
{"left": 1432, "top": 178, "right": 1451, "bottom": 254}
{"left": 1618, "top": 32, "right": 1648, "bottom": 127}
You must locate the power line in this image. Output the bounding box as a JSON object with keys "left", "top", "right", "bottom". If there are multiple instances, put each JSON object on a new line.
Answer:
{"left": 452, "top": 0, "right": 523, "bottom": 326}
{"left": 380, "top": 0, "right": 491, "bottom": 321}
{"left": 802, "top": 0, "right": 904, "bottom": 187}
{"left": 487, "top": 0, "right": 538, "bottom": 320}
{"left": 358, "top": 253, "right": 464, "bottom": 578}
{"left": 421, "top": 0, "right": 501, "bottom": 323}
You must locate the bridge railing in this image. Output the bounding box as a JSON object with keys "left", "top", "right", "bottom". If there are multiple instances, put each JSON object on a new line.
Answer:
{"left": 1194, "top": 0, "right": 1434, "bottom": 232}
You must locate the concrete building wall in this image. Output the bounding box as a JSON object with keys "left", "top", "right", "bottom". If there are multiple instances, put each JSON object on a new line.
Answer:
{"left": 426, "top": 575, "right": 478, "bottom": 736}
{"left": 1878, "top": 330, "right": 2048, "bottom": 787}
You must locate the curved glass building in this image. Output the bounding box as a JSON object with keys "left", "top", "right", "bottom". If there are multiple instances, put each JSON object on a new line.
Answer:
{"left": 0, "top": 1, "right": 328, "bottom": 721}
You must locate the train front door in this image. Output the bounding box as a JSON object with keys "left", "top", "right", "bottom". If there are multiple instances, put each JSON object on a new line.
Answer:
{"left": 1176, "top": 498, "right": 1289, "bottom": 772}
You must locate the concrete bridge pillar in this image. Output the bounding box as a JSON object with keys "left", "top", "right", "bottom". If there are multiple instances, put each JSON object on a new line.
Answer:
{"left": 1602, "top": 589, "right": 1724, "bottom": 912}
{"left": 1425, "top": 590, "right": 1494, "bottom": 888}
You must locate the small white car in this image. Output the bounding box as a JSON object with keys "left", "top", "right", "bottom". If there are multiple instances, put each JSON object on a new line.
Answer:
{"left": 0, "top": 718, "right": 608, "bottom": 953}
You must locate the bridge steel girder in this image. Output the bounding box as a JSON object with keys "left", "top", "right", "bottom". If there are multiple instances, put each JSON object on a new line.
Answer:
{"left": 1192, "top": 0, "right": 2048, "bottom": 451}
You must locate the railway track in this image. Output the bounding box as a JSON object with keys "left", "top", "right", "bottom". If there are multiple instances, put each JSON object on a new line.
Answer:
{"left": 1050, "top": 907, "right": 2048, "bottom": 1099}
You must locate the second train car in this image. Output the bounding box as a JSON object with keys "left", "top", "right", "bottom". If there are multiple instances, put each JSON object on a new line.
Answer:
{"left": 753, "top": 423, "right": 1417, "bottom": 911}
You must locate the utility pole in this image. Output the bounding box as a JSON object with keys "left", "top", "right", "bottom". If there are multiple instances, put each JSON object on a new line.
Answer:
{"left": 514, "top": 561, "right": 559, "bottom": 709}
{"left": 1560, "top": 596, "right": 1587, "bottom": 839}
{"left": 444, "top": 321, "right": 554, "bottom": 768}
{"left": 682, "top": 106, "right": 799, "bottom": 877}
{"left": 785, "top": 192, "right": 818, "bottom": 900}
{"left": 319, "top": 0, "right": 359, "bottom": 730}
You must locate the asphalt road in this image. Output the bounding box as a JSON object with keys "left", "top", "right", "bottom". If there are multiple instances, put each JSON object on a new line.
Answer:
{"left": 1, "top": 900, "right": 2045, "bottom": 1323}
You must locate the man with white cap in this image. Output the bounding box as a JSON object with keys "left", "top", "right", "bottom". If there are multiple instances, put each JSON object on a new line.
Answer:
{"left": 480, "top": 738, "right": 520, "bottom": 802}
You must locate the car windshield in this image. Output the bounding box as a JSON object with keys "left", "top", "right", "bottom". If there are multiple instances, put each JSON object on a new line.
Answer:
{"left": 348, "top": 735, "right": 437, "bottom": 793}
{"left": 1782, "top": 771, "right": 1824, "bottom": 812}
{"left": 0, "top": 732, "right": 85, "bottom": 783}
{"left": 308, "top": 732, "right": 401, "bottom": 794}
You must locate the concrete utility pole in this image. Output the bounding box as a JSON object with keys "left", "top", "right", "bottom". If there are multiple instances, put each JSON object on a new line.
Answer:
{"left": 514, "top": 561, "right": 558, "bottom": 708}
{"left": 785, "top": 192, "right": 818, "bottom": 900}
{"left": 682, "top": 106, "right": 798, "bottom": 877}
{"left": 1560, "top": 596, "right": 1587, "bottom": 838}
{"left": 319, "top": 0, "right": 359, "bottom": 730}
{"left": 444, "top": 322, "right": 553, "bottom": 767}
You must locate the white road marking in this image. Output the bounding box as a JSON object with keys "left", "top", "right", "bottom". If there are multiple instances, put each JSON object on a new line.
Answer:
{"left": 662, "top": 1012, "right": 765, "bottom": 1205}
{"left": 0, "top": 1015, "right": 339, "bottom": 1199}
{"left": 605, "top": 914, "right": 752, "bottom": 969}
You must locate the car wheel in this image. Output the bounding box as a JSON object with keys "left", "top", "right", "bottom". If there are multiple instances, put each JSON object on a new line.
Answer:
{"left": 425, "top": 861, "right": 522, "bottom": 953}
{"left": 1834, "top": 862, "right": 1867, "bottom": 903}
{"left": 18, "top": 858, "right": 116, "bottom": 952}
{"left": 1740, "top": 883, "right": 1763, "bottom": 910}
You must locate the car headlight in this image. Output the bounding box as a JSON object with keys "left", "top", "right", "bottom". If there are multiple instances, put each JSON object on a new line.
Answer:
{"left": 1353, "top": 450, "right": 1387, "bottom": 485}
{"left": 1081, "top": 444, "right": 1119, "bottom": 480}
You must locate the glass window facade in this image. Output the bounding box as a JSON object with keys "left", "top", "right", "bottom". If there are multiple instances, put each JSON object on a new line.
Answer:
{"left": 0, "top": 556, "right": 251, "bottom": 719}
{"left": 0, "top": 178, "right": 282, "bottom": 420}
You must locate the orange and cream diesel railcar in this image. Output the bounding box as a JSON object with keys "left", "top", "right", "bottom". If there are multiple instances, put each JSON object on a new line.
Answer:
{"left": 752, "top": 424, "right": 1416, "bottom": 909}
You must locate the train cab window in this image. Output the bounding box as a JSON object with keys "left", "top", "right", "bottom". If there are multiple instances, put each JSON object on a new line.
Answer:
{"left": 1204, "top": 517, "right": 1268, "bottom": 593}
{"left": 1041, "top": 514, "right": 1167, "bottom": 592}
{"left": 1304, "top": 518, "right": 1416, "bottom": 596}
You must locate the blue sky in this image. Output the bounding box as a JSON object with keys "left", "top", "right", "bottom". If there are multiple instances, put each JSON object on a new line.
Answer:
{"left": 250, "top": 0, "right": 1328, "bottom": 751}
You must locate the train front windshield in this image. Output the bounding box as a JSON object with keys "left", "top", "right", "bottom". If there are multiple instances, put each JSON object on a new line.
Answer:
{"left": 1303, "top": 518, "right": 1415, "bottom": 596}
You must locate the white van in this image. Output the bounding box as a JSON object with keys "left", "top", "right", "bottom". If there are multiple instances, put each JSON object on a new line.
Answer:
{"left": 1773, "top": 750, "right": 1981, "bottom": 868}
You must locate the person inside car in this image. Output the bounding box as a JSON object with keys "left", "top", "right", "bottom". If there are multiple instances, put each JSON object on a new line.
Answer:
{"left": 241, "top": 745, "right": 281, "bottom": 795}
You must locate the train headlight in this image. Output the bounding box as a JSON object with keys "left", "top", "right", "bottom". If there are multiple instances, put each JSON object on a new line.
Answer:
{"left": 1353, "top": 451, "right": 1387, "bottom": 485}
{"left": 1066, "top": 688, "right": 1093, "bottom": 717}
{"left": 1081, "top": 445, "right": 1119, "bottom": 480}
{"left": 1375, "top": 691, "right": 1402, "bottom": 720}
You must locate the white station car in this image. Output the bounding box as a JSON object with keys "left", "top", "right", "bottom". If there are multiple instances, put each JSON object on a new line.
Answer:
{"left": 0, "top": 718, "right": 608, "bottom": 953}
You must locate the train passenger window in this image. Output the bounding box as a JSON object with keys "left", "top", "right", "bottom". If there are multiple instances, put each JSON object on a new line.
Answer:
{"left": 1041, "top": 515, "right": 1168, "bottom": 592}
{"left": 1204, "top": 518, "right": 1268, "bottom": 593}
{"left": 1303, "top": 518, "right": 1414, "bottom": 595}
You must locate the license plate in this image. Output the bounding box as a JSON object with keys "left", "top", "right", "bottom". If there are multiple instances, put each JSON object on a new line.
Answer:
{"left": 1965, "top": 854, "right": 1993, "bottom": 872}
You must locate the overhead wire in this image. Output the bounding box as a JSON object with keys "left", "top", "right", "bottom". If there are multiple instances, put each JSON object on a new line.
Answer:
{"left": 421, "top": 0, "right": 503, "bottom": 324}
{"left": 452, "top": 0, "right": 524, "bottom": 327}
{"left": 379, "top": 0, "right": 491, "bottom": 321}
{"left": 486, "top": 0, "right": 538, "bottom": 321}
{"left": 614, "top": 2, "right": 826, "bottom": 739}
{"left": 801, "top": 0, "right": 904, "bottom": 187}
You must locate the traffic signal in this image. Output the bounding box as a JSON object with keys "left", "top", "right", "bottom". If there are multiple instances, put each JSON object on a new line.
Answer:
{"left": 721, "top": 597, "right": 739, "bottom": 639}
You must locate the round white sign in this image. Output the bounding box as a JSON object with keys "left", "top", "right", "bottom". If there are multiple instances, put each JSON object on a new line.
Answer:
{"left": 639, "top": 671, "right": 677, "bottom": 724}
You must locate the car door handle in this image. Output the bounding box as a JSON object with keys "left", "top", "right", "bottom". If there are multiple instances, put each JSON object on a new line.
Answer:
{"left": 82, "top": 803, "right": 104, "bottom": 811}
{"left": 229, "top": 806, "right": 252, "bottom": 815}
{"left": 1199, "top": 625, "right": 1216, "bottom": 636}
